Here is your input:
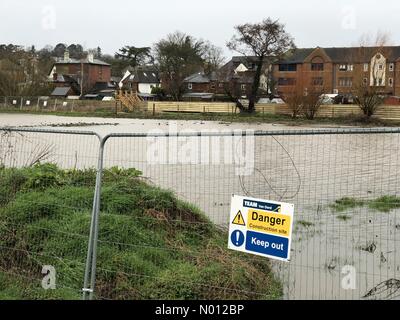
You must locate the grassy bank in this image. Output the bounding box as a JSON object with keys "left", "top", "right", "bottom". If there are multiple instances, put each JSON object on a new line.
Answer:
{"left": 0, "top": 164, "right": 282, "bottom": 300}
{"left": 0, "top": 108, "right": 398, "bottom": 127}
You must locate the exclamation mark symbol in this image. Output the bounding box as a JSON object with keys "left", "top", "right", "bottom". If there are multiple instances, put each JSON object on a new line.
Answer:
{"left": 236, "top": 231, "right": 240, "bottom": 246}
{"left": 237, "top": 214, "right": 241, "bottom": 225}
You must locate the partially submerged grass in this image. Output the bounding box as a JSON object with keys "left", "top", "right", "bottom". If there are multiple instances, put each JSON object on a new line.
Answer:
{"left": 0, "top": 164, "right": 282, "bottom": 300}
{"left": 367, "top": 195, "right": 400, "bottom": 213}
{"left": 296, "top": 220, "right": 314, "bottom": 228}
{"left": 330, "top": 195, "right": 400, "bottom": 214}
{"left": 337, "top": 215, "right": 352, "bottom": 222}
{"left": 330, "top": 197, "right": 365, "bottom": 212}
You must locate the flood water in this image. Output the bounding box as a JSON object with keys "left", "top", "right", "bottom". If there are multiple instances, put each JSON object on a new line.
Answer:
{"left": 0, "top": 113, "right": 399, "bottom": 300}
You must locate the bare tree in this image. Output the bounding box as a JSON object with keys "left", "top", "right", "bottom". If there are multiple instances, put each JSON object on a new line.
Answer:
{"left": 284, "top": 86, "right": 304, "bottom": 118}
{"left": 302, "top": 87, "right": 324, "bottom": 120}
{"left": 227, "top": 18, "right": 295, "bottom": 113}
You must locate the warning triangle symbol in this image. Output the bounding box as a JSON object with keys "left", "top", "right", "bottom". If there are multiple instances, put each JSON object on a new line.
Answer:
{"left": 232, "top": 211, "right": 246, "bottom": 226}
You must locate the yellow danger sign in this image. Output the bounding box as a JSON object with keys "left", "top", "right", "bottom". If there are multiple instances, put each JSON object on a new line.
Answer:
{"left": 247, "top": 210, "right": 291, "bottom": 237}
{"left": 232, "top": 211, "right": 246, "bottom": 226}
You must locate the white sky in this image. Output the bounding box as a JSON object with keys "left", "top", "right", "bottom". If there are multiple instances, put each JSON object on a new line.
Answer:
{"left": 0, "top": 0, "right": 399, "bottom": 57}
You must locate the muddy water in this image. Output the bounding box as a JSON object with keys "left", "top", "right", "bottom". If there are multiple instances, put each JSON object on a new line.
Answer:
{"left": 0, "top": 113, "right": 399, "bottom": 300}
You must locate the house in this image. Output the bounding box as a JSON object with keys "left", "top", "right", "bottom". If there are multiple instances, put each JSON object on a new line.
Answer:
{"left": 217, "top": 56, "right": 273, "bottom": 98}
{"left": 182, "top": 72, "right": 218, "bottom": 100}
{"left": 273, "top": 46, "right": 400, "bottom": 97}
{"left": 181, "top": 56, "right": 273, "bottom": 101}
{"left": 119, "top": 66, "right": 160, "bottom": 98}
{"left": 48, "top": 50, "right": 112, "bottom": 97}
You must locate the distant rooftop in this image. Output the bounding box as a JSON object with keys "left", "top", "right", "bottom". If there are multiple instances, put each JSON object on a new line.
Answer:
{"left": 55, "top": 56, "right": 110, "bottom": 66}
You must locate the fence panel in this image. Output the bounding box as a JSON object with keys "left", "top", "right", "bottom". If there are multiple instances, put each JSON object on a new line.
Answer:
{"left": 0, "top": 128, "right": 100, "bottom": 299}
{"left": 1, "top": 127, "right": 399, "bottom": 300}
{"left": 99, "top": 129, "right": 400, "bottom": 300}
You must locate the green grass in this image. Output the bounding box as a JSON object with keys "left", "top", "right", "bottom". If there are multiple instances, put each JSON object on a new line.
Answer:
{"left": 296, "top": 220, "right": 314, "bottom": 228}
{"left": 337, "top": 215, "right": 352, "bottom": 221}
{"left": 330, "top": 197, "right": 365, "bottom": 212}
{"left": 1, "top": 108, "right": 398, "bottom": 127}
{"left": 368, "top": 195, "right": 400, "bottom": 213}
{"left": 0, "top": 164, "right": 282, "bottom": 300}
{"left": 330, "top": 196, "right": 400, "bottom": 214}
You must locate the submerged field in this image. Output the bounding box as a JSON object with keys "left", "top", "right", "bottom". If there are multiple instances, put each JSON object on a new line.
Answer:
{"left": 0, "top": 164, "right": 282, "bottom": 300}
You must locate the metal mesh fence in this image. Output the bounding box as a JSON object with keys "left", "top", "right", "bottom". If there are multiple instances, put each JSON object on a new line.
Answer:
{"left": 0, "top": 128, "right": 99, "bottom": 299}
{"left": 0, "top": 127, "right": 399, "bottom": 300}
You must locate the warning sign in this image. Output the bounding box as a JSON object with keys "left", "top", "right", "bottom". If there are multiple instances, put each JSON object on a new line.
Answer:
{"left": 232, "top": 211, "right": 246, "bottom": 226}
{"left": 228, "top": 195, "right": 294, "bottom": 262}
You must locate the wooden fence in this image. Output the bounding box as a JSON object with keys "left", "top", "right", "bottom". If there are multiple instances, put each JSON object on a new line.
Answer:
{"left": 146, "top": 102, "right": 400, "bottom": 120}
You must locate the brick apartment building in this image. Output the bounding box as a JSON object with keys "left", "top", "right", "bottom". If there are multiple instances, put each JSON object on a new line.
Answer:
{"left": 48, "top": 50, "right": 112, "bottom": 96}
{"left": 273, "top": 46, "right": 400, "bottom": 97}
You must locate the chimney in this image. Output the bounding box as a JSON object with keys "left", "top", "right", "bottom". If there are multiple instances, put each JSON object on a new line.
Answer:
{"left": 88, "top": 53, "right": 94, "bottom": 63}
{"left": 64, "top": 50, "right": 70, "bottom": 62}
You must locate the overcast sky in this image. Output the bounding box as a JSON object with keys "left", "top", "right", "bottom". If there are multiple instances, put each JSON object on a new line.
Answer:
{"left": 0, "top": 0, "right": 399, "bottom": 57}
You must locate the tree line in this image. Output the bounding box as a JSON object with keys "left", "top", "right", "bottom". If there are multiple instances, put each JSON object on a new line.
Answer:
{"left": 0, "top": 18, "right": 384, "bottom": 116}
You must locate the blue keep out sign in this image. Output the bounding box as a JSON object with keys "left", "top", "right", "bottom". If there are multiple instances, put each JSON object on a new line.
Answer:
{"left": 245, "top": 231, "right": 289, "bottom": 260}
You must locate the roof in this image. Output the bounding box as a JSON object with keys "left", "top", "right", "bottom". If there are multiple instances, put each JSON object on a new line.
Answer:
{"left": 184, "top": 72, "right": 211, "bottom": 83}
{"left": 124, "top": 67, "right": 159, "bottom": 84}
{"left": 55, "top": 57, "right": 110, "bottom": 66}
{"left": 90, "top": 81, "right": 117, "bottom": 94}
{"left": 279, "top": 46, "right": 400, "bottom": 64}
{"left": 182, "top": 92, "right": 214, "bottom": 99}
{"left": 51, "top": 87, "right": 71, "bottom": 96}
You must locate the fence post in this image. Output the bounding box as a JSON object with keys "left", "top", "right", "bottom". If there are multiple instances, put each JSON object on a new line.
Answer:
{"left": 83, "top": 136, "right": 106, "bottom": 300}
{"left": 4, "top": 97, "right": 7, "bottom": 108}
{"left": 37, "top": 97, "right": 40, "bottom": 111}
{"left": 54, "top": 99, "right": 57, "bottom": 111}
{"left": 20, "top": 97, "right": 23, "bottom": 110}
{"left": 153, "top": 103, "right": 156, "bottom": 116}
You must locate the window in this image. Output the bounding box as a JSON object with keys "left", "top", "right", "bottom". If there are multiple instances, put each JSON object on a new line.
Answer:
{"left": 389, "top": 78, "right": 394, "bottom": 87}
{"left": 219, "top": 83, "right": 224, "bottom": 88}
{"left": 312, "top": 77, "right": 323, "bottom": 86}
{"left": 241, "top": 84, "right": 246, "bottom": 91}
{"left": 188, "top": 83, "right": 193, "bottom": 90}
{"left": 278, "top": 78, "right": 296, "bottom": 86}
{"left": 311, "top": 63, "right": 324, "bottom": 71}
{"left": 338, "top": 77, "right": 353, "bottom": 87}
{"left": 364, "top": 63, "right": 369, "bottom": 72}
{"left": 374, "top": 78, "right": 384, "bottom": 86}
{"left": 363, "top": 78, "right": 368, "bottom": 86}
{"left": 339, "top": 64, "right": 353, "bottom": 71}
{"left": 278, "top": 64, "right": 297, "bottom": 72}
{"left": 210, "top": 83, "right": 216, "bottom": 90}
{"left": 378, "top": 64, "right": 383, "bottom": 70}
{"left": 389, "top": 63, "right": 394, "bottom": 72}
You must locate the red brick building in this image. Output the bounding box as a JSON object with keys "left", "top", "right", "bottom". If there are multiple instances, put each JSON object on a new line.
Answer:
{"left": 273, "top": 46, "right": 400, "bottom": 97}
{"left": 48, "top": 51, "right": 111, "bottom": 96}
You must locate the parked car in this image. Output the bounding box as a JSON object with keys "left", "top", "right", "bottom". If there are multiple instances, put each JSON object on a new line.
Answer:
{"left": 320, "top": 94, "right": 338, "bottom": 105}
{"left": 334, "top": 94, "right": 356, "bottom": 104}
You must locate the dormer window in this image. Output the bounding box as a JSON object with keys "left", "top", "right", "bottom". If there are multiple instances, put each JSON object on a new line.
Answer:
{"left": 389, "top": 63, "right": 394, "bottom": 72}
